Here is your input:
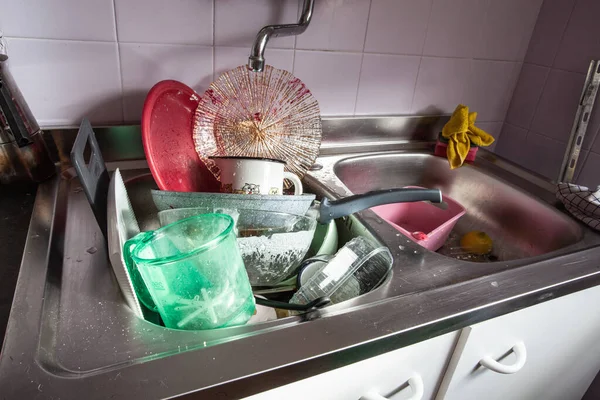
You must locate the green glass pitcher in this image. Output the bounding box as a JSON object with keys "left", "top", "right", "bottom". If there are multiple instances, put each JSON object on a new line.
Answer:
{"left": 124, "top": 213, "right": 255, "bottom": 330}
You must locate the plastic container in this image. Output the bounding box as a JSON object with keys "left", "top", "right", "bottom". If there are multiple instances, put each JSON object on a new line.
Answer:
{"left": 370, "top": 187, "right": 466, "bottom": 251}
{"left": 124, "top": 214, "right": 255, "bottom": 330}
{"left": 290, "top": 237, "right": 393, "bottom": 306}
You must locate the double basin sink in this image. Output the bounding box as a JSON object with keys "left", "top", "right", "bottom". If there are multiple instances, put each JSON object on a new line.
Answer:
{"left": 2, "top": 138, "right": 599, "bottom": 399}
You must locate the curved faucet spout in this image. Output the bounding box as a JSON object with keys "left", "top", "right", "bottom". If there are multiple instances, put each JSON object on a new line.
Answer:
{"left": 248, "top": 0, "right": 315, "bottom": 72}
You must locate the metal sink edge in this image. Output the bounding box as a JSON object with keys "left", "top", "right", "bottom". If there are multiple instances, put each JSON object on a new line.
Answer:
{"left": 2, "top": 131, "right": 600, "bottom": 398}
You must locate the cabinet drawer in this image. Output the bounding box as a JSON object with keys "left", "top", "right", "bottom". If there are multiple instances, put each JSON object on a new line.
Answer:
{"left": 438, "top": 285, "right": 600, "bottom": 400}
{"left": 245, "top": 332, "right": 457, "bottom": 400}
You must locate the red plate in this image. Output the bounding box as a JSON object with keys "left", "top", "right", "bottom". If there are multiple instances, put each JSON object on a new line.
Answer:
{"left": 141, "top": 80, "right": 220, "bottom": 192}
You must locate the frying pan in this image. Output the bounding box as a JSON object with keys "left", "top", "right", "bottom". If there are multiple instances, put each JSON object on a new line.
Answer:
{"left": 151, "top": 189, "right": 316, "bottom": 216}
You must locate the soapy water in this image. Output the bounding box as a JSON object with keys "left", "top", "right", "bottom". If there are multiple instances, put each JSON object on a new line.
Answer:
{"left": 238, "top": 229, "right": 314, "bottom": 285}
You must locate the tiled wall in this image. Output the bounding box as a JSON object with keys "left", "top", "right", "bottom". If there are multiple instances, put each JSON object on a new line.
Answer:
{"left": 497, "top": 0, "right": 600, "bottom": 186}
{"left": 1, "top": 0, "right": 543, "bottom": 144}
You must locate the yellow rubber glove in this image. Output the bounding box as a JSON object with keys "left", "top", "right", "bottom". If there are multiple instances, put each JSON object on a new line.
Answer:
{"left": 441, "top": 105, "right": 495, "bottom": 169}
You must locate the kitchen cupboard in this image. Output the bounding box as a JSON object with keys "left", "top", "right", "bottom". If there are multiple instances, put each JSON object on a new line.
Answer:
{"left": 246, "top": 285, "right": 600, "bottom": 400}
{"left": 437, "top": 285, "right": 600, "bottom": 400}
{"left": 244, "top": 331, "right": 458, "bottom": 400}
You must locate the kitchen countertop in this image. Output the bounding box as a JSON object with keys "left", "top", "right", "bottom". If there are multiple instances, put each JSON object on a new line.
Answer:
{"left": 0, "top": 182, "right": 37, "bottom": 342}
{"left": 2, "top": 118, "right": 600, "bottom": 399}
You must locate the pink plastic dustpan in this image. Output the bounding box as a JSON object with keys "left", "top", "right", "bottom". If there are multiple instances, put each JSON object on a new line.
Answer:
{"left": 371, "top": 186, "right": 466, "bottom": 251}
{"left": 141, "top": 80, "right": 220, "bottom": 193}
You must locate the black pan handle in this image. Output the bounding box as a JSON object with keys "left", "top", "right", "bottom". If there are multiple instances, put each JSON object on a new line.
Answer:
{"left": 318, "top": 188, "right": 442, "bottom": 224}
{"left": 254, "top": 296, "right": 330, "bottom": 312}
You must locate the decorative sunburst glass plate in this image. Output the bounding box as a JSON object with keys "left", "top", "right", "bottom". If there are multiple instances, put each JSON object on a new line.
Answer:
{"left": 193, "top": 65, "right": 322, "bottom": 181}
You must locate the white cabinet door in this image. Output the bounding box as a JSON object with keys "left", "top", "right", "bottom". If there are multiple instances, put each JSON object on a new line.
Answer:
{"left": 244, "top": 331, "right": 458, "bottom": 400}
{"left": 438, "top": 285, "right": 600, "bottom": 400}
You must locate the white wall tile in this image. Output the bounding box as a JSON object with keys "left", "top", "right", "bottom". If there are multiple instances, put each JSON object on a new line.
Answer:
{"left": 411, "top": 57, "right": 471, "bottom": 115}
{"left": 580, "top": 99, "right": 600, "bottom": 151}
{"left": 293, "top": 51, "right": 362, "bottom": 116}
{"left": 525, "top": 0, "right": 576, "bottom": 66}
{"left": 582, "top": 129, "right": 600, "bottom": 154}
{"left": 572, "top": 149, "right": 589, "bottom": 183}
{"left": 215, "top": 0, "right": 298, "bottom": 48}
{"left": 524, "top": 132, "right": 567, "bottom": 179}
{"left": 554, "top": 0, "right": 600, "bottom": 74}
{"left": 423, "top": 0, "right": 488, "bottom": 58}
{"left": 464, "top": 60, "right": 521, "bottom": 122}
{"left": 365, "top": 0, "right": 433, "bottom": 55}
{"left": 593, "top": 129, "right": 600, "bottom": 155}
{"left": 296, "top": 0, "right": 370, "bottom": 52}
{"left": 474, "top": 0, "right": 543, "bottom": 61}
{"left": 495, "top": 123, "right": 531, "bottom": 166}
{"left": 114, "top": 0, "right": 212, "bottom": 45}
{"left": 214, "top": 46, "right": 293, "bottom": 79}
{"left": 505, "top": 63, "right": 550, "bottom": 129}
{"left": 476, "top": 121, "right": 503, "bottom": 152}
{"left": 0, "top": 0, "right": 116, "bottom": 41}
{"left": 577, "top": 151, "right": 600, "bottom": 188}
{"left": 530, "top": 69, "right": 585, "bottom": 142}
{"left": 119, "top": 43, "right": 213, "bottom": 122}
{"left": 355, "top": 54, "right": 420, "bottom": 115}
{"left": 0, "top": 0, "right": 549, "bottom": 129}
{"left": 5, "top": 38, "right": 122, "bottom": 126}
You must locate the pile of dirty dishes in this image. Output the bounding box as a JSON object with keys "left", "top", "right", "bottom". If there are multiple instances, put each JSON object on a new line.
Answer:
{"left": 122, "top": 204, "right": 342, "bottom": 331}
{"left": 133, "top": 70, "right": 448, "bottom": 331}
{"left": 110, "top": 170, "right": 446, "bottom": 331}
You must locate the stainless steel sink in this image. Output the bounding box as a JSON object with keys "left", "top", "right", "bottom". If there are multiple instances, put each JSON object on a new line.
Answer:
{"left": 3, "top": 119, "right": 600, "bottom": 399}
{"left": 25, "top": 168, "right": 384, "bottom": 379}
{"left": 333, "top": 152, "right": 582, "bottom": 261}
{"left": 305, "top": 144, "right": 600, "bottom": 301}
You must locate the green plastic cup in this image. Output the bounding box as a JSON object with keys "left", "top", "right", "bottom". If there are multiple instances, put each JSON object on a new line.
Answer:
{"left": 124, "top": 214, "right": 255, "bottom": 330}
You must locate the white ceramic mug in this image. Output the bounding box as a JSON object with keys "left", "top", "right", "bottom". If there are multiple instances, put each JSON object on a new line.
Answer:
{"left": 210, "top": 156, "right": 303, "bottom": 195}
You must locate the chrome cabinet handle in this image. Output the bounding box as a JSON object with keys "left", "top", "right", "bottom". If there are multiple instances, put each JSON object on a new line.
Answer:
{"left": 480, "top": 342, "right": 527, "bottom": 374}
{"left": 360, "top": 374, "right": 424, "bottom": 400}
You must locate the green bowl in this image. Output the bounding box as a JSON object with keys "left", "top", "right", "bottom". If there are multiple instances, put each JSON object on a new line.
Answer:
{"left": 308, "top": 219, "right": 338, "bottom": 258}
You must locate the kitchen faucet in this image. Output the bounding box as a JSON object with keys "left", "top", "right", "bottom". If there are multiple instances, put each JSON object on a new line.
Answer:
{"left": 248, "top": 0, "right": 315, "bottom": 72}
